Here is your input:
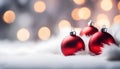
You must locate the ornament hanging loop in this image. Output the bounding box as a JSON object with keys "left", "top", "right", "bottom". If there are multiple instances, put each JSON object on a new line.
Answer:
{"left": 101, "top": 25, "right": 107, "bottom": 32}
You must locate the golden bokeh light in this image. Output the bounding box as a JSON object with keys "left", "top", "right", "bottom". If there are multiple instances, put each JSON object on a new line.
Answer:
{"left": 17, "top": 28, "right": 30, "bottom": 42}
{"left": 95, "top": 14, "right": 110, "bottom": 28}
{"left": 74, "top": 28, "right": 81, "bottom": 34}
{"left": 58, "top": 20, "right": 71, "bottom": 30}
{"left": 34, "top": 1, "right": 46, "bottom": 13}
{"left": 3, "top": 10, "right": 15, "bottom": 24}
{"left": 78, "top": 7, "right": 91, "bottom": 20}
{"left": 96, "top": 19, "right": 110, "bottom": 28}
{"left": 96, "top": 14, "right": 108, "bottom": 20}
{"left": 100, "top": 0, "right": 113, "bottom": 11}
{"left": 38, "top": 27, "right": 51, "bottom": 40}
{"left": 73, "top": 0, "right": 85, "bottom": 5}
{"left": 118, "top": 1, "right": 120, "bottom": 10}
{"left": 113, "top": 15, "right": 120, "bottom": 23}
{"left": 71, "top": 8, "right": 81, "bottom": 20}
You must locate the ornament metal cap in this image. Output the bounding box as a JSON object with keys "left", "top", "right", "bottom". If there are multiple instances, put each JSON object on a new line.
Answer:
{"left": 101, "top": 25, "right": 107, "bottom": 32}
{"left": 88, "top": 20, "right": 93, "bottom": 26}
{"left": 70, "top": 31, "right": 76, "bottom": 36}
{"left": 70, "top": 28, "right": 76, "bottom": 36}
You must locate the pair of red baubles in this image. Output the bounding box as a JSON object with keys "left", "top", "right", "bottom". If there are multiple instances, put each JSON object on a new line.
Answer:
{"left": 61, "top": 20, "right": 116, "bottom": 56}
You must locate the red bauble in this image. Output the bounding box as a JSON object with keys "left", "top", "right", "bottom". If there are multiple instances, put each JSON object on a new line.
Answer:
{"left": 61, "top": 31, "right": 85, "bottom": 56}
{"left": 89, "top": 28, "right": 116, "bottom": 55}
{"left": 80, "top": 20, "right": 98, "bottom": 36}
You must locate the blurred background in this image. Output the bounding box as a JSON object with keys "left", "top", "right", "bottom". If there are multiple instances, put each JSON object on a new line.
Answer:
{"left": 0, "top": 0, "right": 120, "bottom": 42}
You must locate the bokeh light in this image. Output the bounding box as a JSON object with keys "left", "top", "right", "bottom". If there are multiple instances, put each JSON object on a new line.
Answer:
{"left": 0, "top": 0, "right": 120, "bottom": 41}
{"left": 96, "top": 14, "right": 108, "bottom": 20}
{"left": 17, "top": 28, "right": 30, "bottom": 42}
{"left": 58, "top": 19, "right": 71, "bottom": 30}
{"left": 3, "top": 10, "right": 16, "bottom": 24}
{"left": 117, "top": 1, "right": 120, "bottom": 10}
{"left": 95, "top": 14, "right": 110, "bottom": 28}
{"left": 100, "top": 0, "right": 113, "bottom": 11}
{"left": 38, "top": 27, "right": 51, "bottom": 40}
{"left": 78, "top": 7, "right": 91, "bottom": 20}
{"left": 74, "top": 28, "right": 81, "bottom": 34}
{"left": 96, "top": 19, "right": 110, "bottom": 29}
{"left": 73, "top": 0, "right": 85, "bottom": 5}
{"left": 71, "top": 8, "right": 81, "bottom": 20}
{"left": 34, "top": 1, "right": 46, "bottom": 13}
{"left": 113, "top": 15, "right": 120, "bottom": 23}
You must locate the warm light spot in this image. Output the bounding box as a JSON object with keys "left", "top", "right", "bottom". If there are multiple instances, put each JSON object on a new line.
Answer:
{"left": 71, "top": 8, "right": 81, "bottom": 20}
{"left": 100, "top": 0, "right": 113, "bottom": 11}
{"left": 34, "top": 1, "right": 46, "bottom": 13}
{"left": 95, "top": 14, "right": 110, "bottom": 28}
{"left": 78, "top": 7, "right": 91, "bottom": 20}
{"left": 73, "top": 0, "right": 85, "bottom": 5}
{"left": 113, "top": 15, "right": 120, "bottom": 23}
{"left": 3, "top": 10, "right": 15, "bottom": 24}
{"left": 96, "top": 14, "right": 108, "bottom": 20}
{"left": 118, "top": 1, "right": 120, "bottom": 10}
{"left": 58, "top": 20, "right": 71, "bottom": 30}
{"left": 74, "top": 28, "right": 81, "bottom": 34}
{"left": 38, "top": 27, "right": 51, "bottom": 40}
{"left": 96, "top": 19, "right": 110, "bottom": 28}
{"left": 17, "top": 28, "right": 30, "bottom": 42}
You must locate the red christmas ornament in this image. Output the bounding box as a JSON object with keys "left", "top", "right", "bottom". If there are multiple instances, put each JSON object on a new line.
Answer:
{"left": 89, "top": 26, "right": 116, "bottom": 55}
{"left": 61, "top": 31, "right": 85, "bottom": 56}
{"left": 80, "top": 20, "right": 98, "bottom": 36}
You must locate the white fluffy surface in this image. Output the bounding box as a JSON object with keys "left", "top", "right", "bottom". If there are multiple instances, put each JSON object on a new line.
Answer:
{"left": 0, "top": 25, "right": 120, "bottom": 69}
{"left": 101, "top": 44, "right": 120, "bottom": 61}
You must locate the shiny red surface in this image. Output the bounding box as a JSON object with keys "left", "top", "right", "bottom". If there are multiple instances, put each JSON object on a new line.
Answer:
{"left": 80, "top": 26, "right": 98, "bottom": 36}
{"left": 89, "top": 32, "right": 116, "bottom": 55}
{"left": 61, "top": 35, "right": 85, "bottom": 56}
